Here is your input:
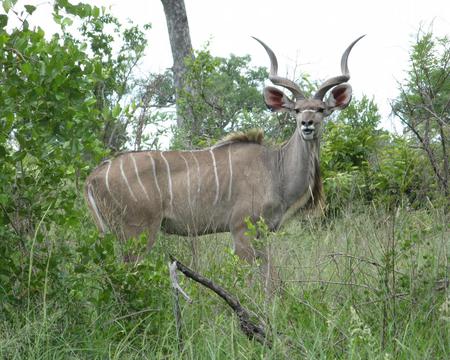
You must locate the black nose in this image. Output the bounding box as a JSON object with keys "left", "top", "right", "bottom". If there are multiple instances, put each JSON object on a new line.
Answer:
{"left": 301, "top": 120, "right": 314, "bottom": 126}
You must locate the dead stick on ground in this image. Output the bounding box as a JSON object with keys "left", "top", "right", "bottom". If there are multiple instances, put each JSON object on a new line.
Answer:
{"left": 169, "top": 255, "right": 272, "bottom": 348}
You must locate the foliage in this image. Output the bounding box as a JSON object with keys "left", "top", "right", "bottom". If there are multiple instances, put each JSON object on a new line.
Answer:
{"left": 130, "top": 71, "right": 175, "bottom": 150}
{"left": 0, "top": 2, "right": 106, "bottom": 237}
{"left": 320, "top": 94, "right": 443, "bottom": 211}
{"left": 0, "top": 2, "right": 447, "bottom": 358}
{"left": 174, "top": 47, "right": 270, "bottom": 147}
{"left": 0, "top": 0, "right": 149, "bottom": 309}
{"left": 392, "top": 30, "right": 450, "bottom": 200}
{"left": 54, "top": 0, "right": 151, "bottom": 152}
{"left": 321, "top": 96, "right": 386, "bottom": 210}
{"left": 0, "top": 206, "right": 448, "bottom": 359}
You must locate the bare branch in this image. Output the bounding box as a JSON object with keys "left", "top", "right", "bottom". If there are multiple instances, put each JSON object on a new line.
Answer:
{"left": 169, "top": 255, "right": 272, "bottom": 348}
{"left": 168, "top": 261, "right": 192, "bottom": 303}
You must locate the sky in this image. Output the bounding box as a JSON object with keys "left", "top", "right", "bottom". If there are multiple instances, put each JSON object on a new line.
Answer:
{"left": 8, "top": 0, "right": 450, "bottom": 131}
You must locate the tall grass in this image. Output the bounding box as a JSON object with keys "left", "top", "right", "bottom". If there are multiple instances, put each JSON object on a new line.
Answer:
{"left": 0, "top": 205, "right": 448, "bottom": 359}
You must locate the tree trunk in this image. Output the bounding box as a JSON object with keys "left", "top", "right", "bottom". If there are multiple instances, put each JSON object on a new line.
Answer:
{"left": 160, "top": 0, "right": 193, "bottom": 128}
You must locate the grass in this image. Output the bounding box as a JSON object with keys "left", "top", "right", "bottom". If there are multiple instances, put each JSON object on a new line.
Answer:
{"left": 0, "top": 204, "right": 448, "bottom": 359}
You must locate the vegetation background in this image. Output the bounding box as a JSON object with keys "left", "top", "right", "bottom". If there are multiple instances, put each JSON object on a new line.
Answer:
{"left": 0, "top": 1, "right": 448, "bottom": 358}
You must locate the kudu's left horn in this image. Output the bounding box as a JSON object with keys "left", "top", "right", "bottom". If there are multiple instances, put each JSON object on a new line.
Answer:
{"left": 313, "top": 35, "right": 366, "bottom": 100}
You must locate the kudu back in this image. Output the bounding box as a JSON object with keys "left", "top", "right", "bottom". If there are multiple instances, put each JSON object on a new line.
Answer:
{"left": 85, "top": 36, "right": 364, "bottom": 263}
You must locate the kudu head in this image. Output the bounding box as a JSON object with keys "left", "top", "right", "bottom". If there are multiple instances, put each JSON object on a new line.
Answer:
{"left": 254, "top": 36, "right": 365, "bottom": 141}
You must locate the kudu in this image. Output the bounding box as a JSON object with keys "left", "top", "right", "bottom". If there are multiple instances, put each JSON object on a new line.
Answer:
{"left": 85, "top": 36, "right": 364, "bottom": 266}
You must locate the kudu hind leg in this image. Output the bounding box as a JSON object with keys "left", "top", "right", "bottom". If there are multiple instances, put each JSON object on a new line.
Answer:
{"left": 121, "top": 217, "right": 161, "bottom": 263}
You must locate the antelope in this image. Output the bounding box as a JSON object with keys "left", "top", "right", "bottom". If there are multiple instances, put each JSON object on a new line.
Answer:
{"left": 84, "top": 36, "right": 364, "bottom": 268}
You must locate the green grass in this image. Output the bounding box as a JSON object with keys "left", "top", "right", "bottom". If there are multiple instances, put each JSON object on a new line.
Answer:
{"left": 0, "top": 205, "right": 448, "bottom": 359}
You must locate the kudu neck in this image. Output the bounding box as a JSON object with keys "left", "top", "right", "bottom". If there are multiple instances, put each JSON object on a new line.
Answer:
{"left": 278, "top": 129, "right": 320, "bottom": 206}
{"left": 281, "top": 130, "right": 320, "bottom": 164}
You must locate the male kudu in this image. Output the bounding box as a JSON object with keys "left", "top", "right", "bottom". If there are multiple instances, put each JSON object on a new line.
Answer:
{"left": 85, "top": 36, "right": 364, "bottom": 269}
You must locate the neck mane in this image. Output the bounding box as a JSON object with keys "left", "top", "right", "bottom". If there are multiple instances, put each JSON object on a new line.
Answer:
{"left": 215, "top": 128, "right": 264, "bottom": 147}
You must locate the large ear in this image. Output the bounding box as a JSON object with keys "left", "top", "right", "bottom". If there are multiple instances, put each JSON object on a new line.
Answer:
{"left": 325, "top": 84, "right": 352, "bottom": 113}
{"left": 263, "top": 86, "right": 295, "bottom": 112}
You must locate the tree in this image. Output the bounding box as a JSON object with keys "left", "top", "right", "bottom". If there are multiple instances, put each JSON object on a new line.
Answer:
{"left": 392, "top": 31, "right": 450, "bottom": 200}
{"left": 0, "top": 1, "right": 153, "bottom": 302}
{"left": 160, "top": 0, "right": 193, "bottom": 129}
{"left": 54, "top": 0, "right": 151, "bottom": 152}
{"left": 173, "top": 48, "right": 269, "bottom": 147}
{"left": 320, "top": 96, "right": 387, "bottom": 209}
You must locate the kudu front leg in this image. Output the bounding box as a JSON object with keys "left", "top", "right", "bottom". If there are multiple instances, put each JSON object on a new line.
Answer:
{"left": 231, "top": 222, "right": 277, "bottom": 294}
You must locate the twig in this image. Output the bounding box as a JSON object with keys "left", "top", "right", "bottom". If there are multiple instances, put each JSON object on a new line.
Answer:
{"left": 324, "top": 252, "right": 380, "bottom": 267}
{"left": 353, "top": 292, "right": 409, "bottom": 308}
{"left": 1, "top": 203, "right": 22, "bottom": 240}
{"left": 6, "top": 47, "right": 27, "bottom": 62}
{"left": 324, "top": 252, "right": 407, "bottom": 277}
{"left": 285, "top": 279, "right": 379, "bottom": 292}
{"left": 105, "top": 307, "right": 161, "bottom": 325}
{"left": 168, "top": 261, "right": 190, "bottom": 353}
{"left": 169, "top": 254, "right": 272, "bottom": 348}
{"left": 169, "top": 261, "right": 192, "bottom": 303}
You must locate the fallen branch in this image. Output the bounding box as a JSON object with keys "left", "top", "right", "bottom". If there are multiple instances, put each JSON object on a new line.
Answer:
{"left": 168, "top": 261, "right": 192, "bottom": 352}
{"left": 169, "top": 254, "right": 272, "bottom": 348}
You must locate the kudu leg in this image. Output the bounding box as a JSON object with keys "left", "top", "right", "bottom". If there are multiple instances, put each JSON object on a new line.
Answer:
{"left": 121, "top": 217, "right": 162, "bottom": 263}
{"left": 231, "top": 223, "right": 259, "bottom": 262}
{"left": 231, "top": 222, "right": 278, "bottom": 294}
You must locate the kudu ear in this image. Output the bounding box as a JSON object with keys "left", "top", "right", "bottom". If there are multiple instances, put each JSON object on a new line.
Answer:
{"left": 325, "top": 84, "right": 352, "bottom": 113}
{"left": 263, "top": 86, "right": 295, "bottom": 112}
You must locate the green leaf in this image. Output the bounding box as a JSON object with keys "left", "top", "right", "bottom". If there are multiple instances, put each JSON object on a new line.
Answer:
{"left": 20, "top": 62, "right": 32, "bottom": 75}
{"left": 61, "top": 17, "right": 73, "bottom": 27}
{"left": 112, "top": 103, "right": 121, "bottom": 118}
{"left": 0, "top": 14, "right": 8, "bottom": 29}
{"left": 0, "top": 145, "right": 6, "bottom": 158}
{"left": 24, "top": 4, "right": 36, "bottom": 15}
{"left": 92, "top": 6, "right": 100, "bottom": 18}
{"left": 2, "top": 0, "right": 13, "bottom": 13}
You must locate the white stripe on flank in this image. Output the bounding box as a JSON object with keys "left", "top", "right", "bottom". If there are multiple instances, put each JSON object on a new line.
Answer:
{"left": 227, "top": 144, "right": 233, "bottom": 201}
{"left": 105, "top": 160, "right": 120, "bottom": 204}
{"left": 131, "top": 154, "right": 149, "bottom": 200}
{"left": 180, "top": 154, "right": 191, "bottom": 207}
{"left": 120, "top": 158, "right": 138, "bottom": 202}
{"left": 209, "top": 149, "right": 220, "bottom": 205}
{"left": 147, "top": 154, "right": 162, "bottom": 204}
{"left": 190, "top": 151, "right": 201, "bottom": 195}
{"left": 105, "top": 160, "right": 112, "bottom": 195}
{"left": 87, "top": 184, "right": 106, "bottom": 232}
{"left": 160, "top": 152, "right": 173, "bottom": 213}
